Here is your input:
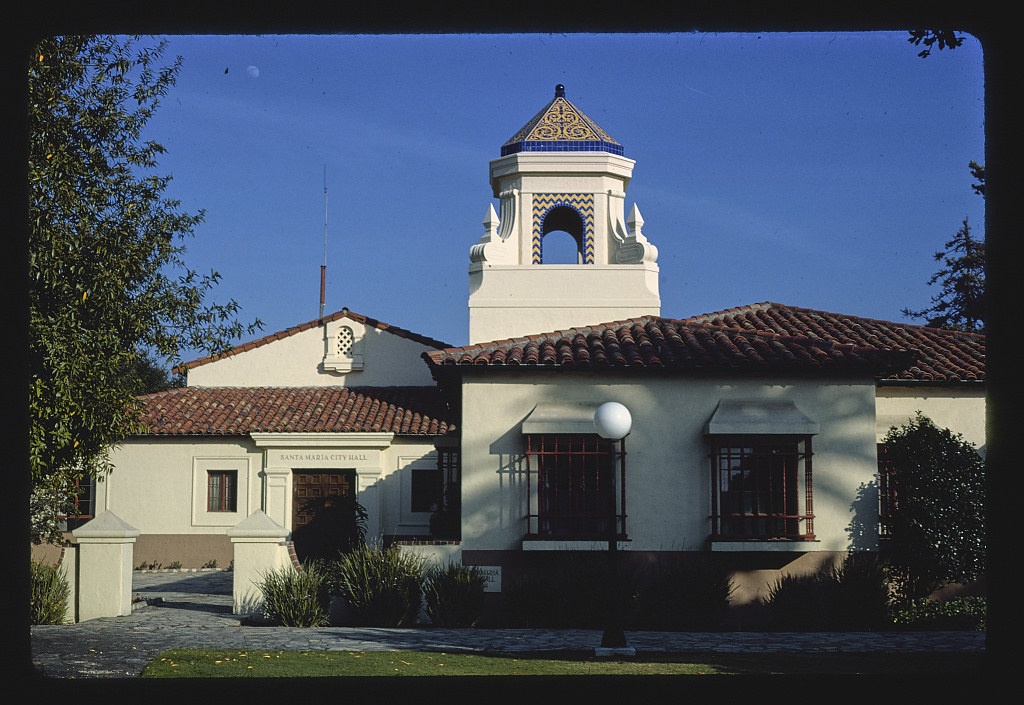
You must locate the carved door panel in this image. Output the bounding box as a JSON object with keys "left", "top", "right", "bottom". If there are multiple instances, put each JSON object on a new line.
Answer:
{"left": 293, "top": 470, "right": 354, "bottom": 529}
{"left": 291, "top": 469, "right": 358, "bottom": 564}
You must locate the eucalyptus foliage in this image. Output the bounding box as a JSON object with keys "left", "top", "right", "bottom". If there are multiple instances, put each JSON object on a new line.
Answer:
{"left": 27, "top": 35, "right": 261, "bottom": 541}
{"left": 881, "top": 413, "right": 986, "bottom": 600}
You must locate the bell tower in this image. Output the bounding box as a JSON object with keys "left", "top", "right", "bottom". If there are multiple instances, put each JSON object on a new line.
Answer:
{"left": 468, "top": 85, "right": 660, "bottom": 344}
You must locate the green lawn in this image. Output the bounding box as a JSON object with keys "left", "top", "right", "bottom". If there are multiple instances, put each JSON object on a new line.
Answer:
{"left": 141, "top": 648, "right": 986, "bottom": 678}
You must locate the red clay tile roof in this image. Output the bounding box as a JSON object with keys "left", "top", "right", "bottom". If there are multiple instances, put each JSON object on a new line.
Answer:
{"left": 135, "top": 386, "right": 455, "bottom": 436}
{"left": 683, "top": 302, "right": 985, "bottom": 383}
{"left": 173, "top": 308, "right": 450, "bottom": 374}
{"left": 424, "top": 314, "right": 917, "bottom": 378}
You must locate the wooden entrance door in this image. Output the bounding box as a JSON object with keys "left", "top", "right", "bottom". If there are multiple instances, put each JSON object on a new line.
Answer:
{"left": 293, "top": 470, "right": 355, "bottom": 529}
{"left": 291, "top": 469, "right": 357, "bottom": 563}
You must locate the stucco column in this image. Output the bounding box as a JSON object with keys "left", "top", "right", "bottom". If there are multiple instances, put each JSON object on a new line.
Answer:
{"left": 262, "top": 466, "right": 292, "bottom": 529}
{"left": 227, "top": 510, "right": 293, "bottom": 615}
{"left": 357, "top": 468, "right": 383, "bottom": 542}
{"left": 71, "top": 510, "right": 139, "bottom": 621}
{"left": 57, "top": 546, "right": 78, "bottom": 624}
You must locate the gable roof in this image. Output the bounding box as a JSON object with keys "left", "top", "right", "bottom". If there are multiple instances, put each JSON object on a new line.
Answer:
{"left": 423, "top": 314, "right": 917, "bottom": 378}
{"left": 173, "top": 308, "right": 451, "bottom": 374}
{"left": 134, "top": 386, "right": 455, "bottom": 436}
{"left": 682, "top": 302, "right": 984, "bottom": 383}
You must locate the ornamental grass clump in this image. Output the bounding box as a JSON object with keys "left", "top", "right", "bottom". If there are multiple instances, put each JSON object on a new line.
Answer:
{"left": 423, "top": 561, "right": 487, "bottom": 627}
{"left": 761, "top": 553, "right": 893, "bottom": 631}
{"left": 326, "top": 543, "right": 426, "bottom": 627}
{"left": 256, "top": 565, "right": 329, "bottom": 627}
{"left": 30, "top": 559, "right": 70, "bottom": 625}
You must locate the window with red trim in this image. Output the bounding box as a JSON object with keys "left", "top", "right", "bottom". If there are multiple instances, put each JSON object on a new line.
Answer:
{"left": 709, "top": 436, "right": 814, "bottom": 541}
{"left": 207, "top": 470, "right": 237, "bottom": 512}
{"left": 525, "top": 434, "right": 624, "bottom": 540}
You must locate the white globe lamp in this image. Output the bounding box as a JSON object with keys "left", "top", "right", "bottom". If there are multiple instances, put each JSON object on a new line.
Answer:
{"left": 593, "top": 401, "right": 632, "bottom": 440}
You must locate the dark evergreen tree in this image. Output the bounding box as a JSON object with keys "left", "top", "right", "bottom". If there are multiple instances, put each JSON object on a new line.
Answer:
{"left": 902, "top": 163, "right": 986, "bottom": 332}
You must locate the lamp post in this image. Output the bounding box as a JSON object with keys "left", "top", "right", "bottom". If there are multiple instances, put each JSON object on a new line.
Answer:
{"left": 593, "top": 401, "right": 635, "bottom": 656}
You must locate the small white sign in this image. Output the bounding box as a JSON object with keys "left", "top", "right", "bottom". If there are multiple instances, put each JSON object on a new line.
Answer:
{"left": 475, "top": 565, "right": 502, "bottom": 593}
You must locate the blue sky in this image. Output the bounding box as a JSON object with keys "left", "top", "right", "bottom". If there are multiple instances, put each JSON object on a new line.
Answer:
{"left": 138, "top": 32, "right": 985, "bottom": 361}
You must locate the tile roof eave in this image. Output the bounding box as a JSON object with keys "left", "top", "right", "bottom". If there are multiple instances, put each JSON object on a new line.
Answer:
{"left": 423, "top": 316, "right": 917, "bottom": 378}
{"left": 423, "top": 358, "right": 910, "bottom": 378}
{"left": 877, "top": 378, "right": 986, "bottom": 387}
{"left": 134, "top": 386, "right": 456, "bottom": 437}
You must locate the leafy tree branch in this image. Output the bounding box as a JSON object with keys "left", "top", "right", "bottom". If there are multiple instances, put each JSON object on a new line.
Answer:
{"left": 28, "top": 35, "right": 262, "bottom": 542}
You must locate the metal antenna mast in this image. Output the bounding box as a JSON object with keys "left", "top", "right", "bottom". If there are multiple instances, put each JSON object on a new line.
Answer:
{"left": 319, "top": 165, "right": 327, "bottom": 320}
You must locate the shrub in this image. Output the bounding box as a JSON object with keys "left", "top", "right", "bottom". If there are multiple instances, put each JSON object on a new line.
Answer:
{"left": 31, "top": 560, "right": 70, "bottom": 625}
{"left": 761, "top": 553, "right": 892, "bottom": 631}
{"left": 256, "top": 565, "right": 329, "bottom": 627}
{"left": 880, "top": 413, "right": 985, "bottom": 601}
{"left": 826, "top": 552, "right": 893, "bottom": 631}
{"left": 630, "top": 555, "right": 734, "bottom": 631}
{"left": 325, "top": 544, "right": 425, "bottom": 627}
{"left": 762, "top": 571, "right": 832, "bottom": 631}
{"left": 423, "top": 561, "right": 487, "bottom": 627}
{"left": 291, "top": 494, "right": 368, "bottom": 564}
{"left": 891, "top": 596, "right": 986, "bottom": 631}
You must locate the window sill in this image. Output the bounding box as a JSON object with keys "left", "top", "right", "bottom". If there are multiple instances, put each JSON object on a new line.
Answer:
{"left": 709, "top": 540, "right": 820, "bottom": 552}
{"left": 322, "top": 356, "right": 363, "bottom": 373}
{"left": 522, "top": 539, "right": 629, "bottom": 551}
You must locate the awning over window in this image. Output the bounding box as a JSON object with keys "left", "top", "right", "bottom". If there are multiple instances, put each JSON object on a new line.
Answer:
{"left": 705, "top": 400, "right": 819, "bottom": 435}
{"left": 521, "top": 402, "right": 600, "bottom": 435}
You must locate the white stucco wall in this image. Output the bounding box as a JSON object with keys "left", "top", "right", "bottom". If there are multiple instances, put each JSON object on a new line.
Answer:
{"left": 99, "top": 437, "right": 263, "bottom": 535}
{"left": 102, "top": 435, "right": 441, "bottom": 543}
{"left": 875, "top": 385, "right": 986, "bottom": 452}
{"left": 185, "top": 317, "right": 440, "bottom": 387}
{"left": 458, "top": 373, "right": 881, "bottom": 555}
{"left": 468, "top": 264, "right": 661, "bottom": 343}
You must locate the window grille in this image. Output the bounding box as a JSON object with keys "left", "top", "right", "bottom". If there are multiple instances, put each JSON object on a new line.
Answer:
{"left": 525, "top": 434, "right": 625, "bottom": 540}
{"left": 337, "top": 326, "right": 355, "bottom": 356}
{"left": 207, "top": 470, "right": 237, "bottom": 512}
{"left": 709, "top": 436, "right": 814, "bottom": 540}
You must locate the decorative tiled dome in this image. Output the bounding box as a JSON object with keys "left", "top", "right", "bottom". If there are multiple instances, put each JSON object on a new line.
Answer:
{"left": 501, "top": 84, "right": 623, "bottom": 156}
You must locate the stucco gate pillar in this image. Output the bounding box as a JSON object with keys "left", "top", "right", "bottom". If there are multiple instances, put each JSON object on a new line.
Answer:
{"left": 227, "top": 510, "right": 293, "bottom": 616}
{"left": 71, "top": 510, "right": 139, "bottom": 621}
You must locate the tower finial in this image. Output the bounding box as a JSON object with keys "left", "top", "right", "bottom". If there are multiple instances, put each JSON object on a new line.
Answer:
{"left": 555, "top": 84, "right": 565, "bottom": 98}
